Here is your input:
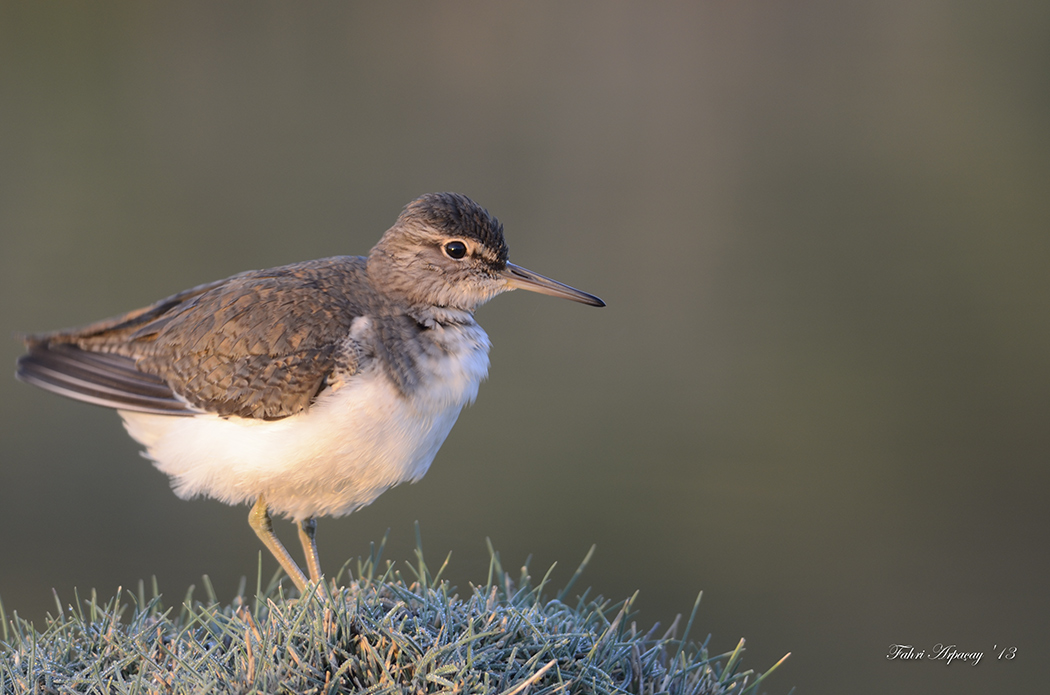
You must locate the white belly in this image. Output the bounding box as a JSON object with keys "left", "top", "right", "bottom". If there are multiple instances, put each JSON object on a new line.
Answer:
{"left": 120, "top": 329, "right": 490, "bottom": 521}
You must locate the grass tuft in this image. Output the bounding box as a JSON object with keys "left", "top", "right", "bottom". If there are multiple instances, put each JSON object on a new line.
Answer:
{"left": 0, "top": 538, "right": 788, "bottom": 694}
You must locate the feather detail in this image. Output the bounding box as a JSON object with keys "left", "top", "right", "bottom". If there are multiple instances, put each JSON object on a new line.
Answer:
{"left": 16, "top": 344, "right": 194, "bottom": 415}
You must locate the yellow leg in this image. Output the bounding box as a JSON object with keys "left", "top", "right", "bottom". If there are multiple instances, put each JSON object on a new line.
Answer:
{"left": 298, "top": 518, "right": 323, "bottom": 584}
{"left": 248, "top": 496, "right": 309, "bottom": 592}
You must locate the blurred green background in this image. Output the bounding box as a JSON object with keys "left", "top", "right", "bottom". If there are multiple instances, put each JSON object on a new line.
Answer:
{"left": 2, "top": 2, "right": 1048, "bottom": 693}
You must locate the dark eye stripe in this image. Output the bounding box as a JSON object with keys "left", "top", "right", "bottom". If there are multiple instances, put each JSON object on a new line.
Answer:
{"left": 444, "top": 241, "right": 468, "bottom": 259}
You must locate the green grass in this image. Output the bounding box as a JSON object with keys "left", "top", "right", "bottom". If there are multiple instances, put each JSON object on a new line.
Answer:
{"left": 0, "top": 536, "right": 789, "bottom": 694}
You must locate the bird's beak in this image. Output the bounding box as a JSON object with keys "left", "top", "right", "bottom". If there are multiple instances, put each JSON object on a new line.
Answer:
{"left": 502, "top": 262, "right": 606, "bottom": 307}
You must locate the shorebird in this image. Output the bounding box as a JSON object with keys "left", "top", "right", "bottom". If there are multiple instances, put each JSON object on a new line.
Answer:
{"left": 16, "top": 193, "right": 604, "bottom": 592}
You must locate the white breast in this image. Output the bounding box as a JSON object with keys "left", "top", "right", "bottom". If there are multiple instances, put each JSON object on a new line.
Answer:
{"left": 120, "top": 322, "right": 491, "bottom": 520}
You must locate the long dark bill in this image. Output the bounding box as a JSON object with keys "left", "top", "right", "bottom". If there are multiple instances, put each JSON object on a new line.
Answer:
{"left": 502, "top": 262, "right": 605, "bottom": 307}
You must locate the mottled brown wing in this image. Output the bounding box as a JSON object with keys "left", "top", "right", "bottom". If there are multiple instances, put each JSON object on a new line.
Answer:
{"left": 22, "top": 257, "right": 372, "bottom": 420}
{"left": 17, "top": 276, "right": 233, "bottom": 416}
{"left": 16, "top": 343, "right": 196, "bottom": 416}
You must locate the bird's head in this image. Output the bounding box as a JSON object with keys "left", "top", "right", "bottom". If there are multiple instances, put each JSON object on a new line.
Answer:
{"left": 368, "top": 193, "right": 604, "bottom": 313}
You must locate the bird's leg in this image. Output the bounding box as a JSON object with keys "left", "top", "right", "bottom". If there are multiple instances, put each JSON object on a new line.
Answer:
{"left": 248, "top": 496, "right": 309, "bottom": 593}
{"left": 297, "top": 517, "right": 323, "bottom": 585}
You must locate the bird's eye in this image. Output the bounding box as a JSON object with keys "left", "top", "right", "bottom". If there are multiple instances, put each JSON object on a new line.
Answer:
{"left": 443, "top": 241, "right": 468, "bottom": 260}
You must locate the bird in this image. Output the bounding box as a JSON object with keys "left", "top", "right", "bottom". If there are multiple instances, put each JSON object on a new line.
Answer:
{"left": 15, "top": 192, "right": 604, "bottom": 592}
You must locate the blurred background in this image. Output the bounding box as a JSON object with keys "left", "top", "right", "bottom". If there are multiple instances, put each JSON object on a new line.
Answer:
{"left": 2, "top": 2, "right": 1047, "bottom": 693}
